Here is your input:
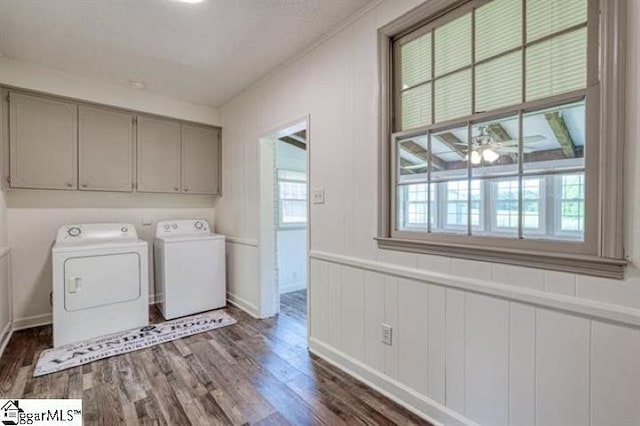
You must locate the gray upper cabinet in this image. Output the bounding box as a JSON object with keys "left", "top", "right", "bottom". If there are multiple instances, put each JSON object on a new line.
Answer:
{"left": 9, "top": 92, "right": 78, "bottom": 190}
{"left": 4, "top": 90, "right": 221, "bottom": 195}
{"left": 79, "top": 105, "right": 134, "bottom": 192}
{"left": 181, "top": 124, "right": 220, "bottom": 195}
{"left": 137, "top": 116, "right": 181, "bottom": 193}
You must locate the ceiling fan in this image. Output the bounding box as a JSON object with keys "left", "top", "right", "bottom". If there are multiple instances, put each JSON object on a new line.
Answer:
{"left": 453, "top": 126, "right": 544, "bottom": 165}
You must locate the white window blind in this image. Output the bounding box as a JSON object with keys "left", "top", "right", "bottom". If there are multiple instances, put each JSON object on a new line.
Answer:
{"left": 434, "top": 13, "right": 471, "bottom": 77}
{"left": 475, "top": 0, "right": 522, "bottom": 61}
{"left": 396, "top": 0, "right": 588, "bottom": 131}
{"left": 526, "top": 0, "right": 587, "bottom": 42}
{"left": 526, "top": 28, "right": 587, "bottom": 101}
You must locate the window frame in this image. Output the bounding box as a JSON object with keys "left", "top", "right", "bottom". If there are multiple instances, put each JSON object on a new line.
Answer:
{"left": 377, "top": 0, "right": 627, "bottom": 279}
{"left": 277, "top": 169, "right": 308, "bottom": 230}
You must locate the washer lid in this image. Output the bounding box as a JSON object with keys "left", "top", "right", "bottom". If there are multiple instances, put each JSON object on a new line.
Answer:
{"left": 155, "top": 233, "right": 225, "bottom": 243}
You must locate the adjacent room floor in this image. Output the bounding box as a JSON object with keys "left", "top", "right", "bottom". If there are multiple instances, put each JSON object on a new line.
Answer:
{"left": 0, "top": 292, "right": 429, "bottom": 425}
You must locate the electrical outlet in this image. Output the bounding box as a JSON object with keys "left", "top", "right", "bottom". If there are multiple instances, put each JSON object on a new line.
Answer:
{"left": 142, "top": 216, "right": 153, "bottom": 226}
{"left": 312, "top": 188, "right": 325, "bottom": 204}
{"left": 381, "top": 323, "right": 393, "bottom": 346}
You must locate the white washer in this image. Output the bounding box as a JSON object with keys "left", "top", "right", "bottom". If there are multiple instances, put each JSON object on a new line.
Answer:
{"left": 52, "top": 223, "right": 149, "bottom": 348}
{"left": 154, "top": 219, "right": 226, "bottom": 320}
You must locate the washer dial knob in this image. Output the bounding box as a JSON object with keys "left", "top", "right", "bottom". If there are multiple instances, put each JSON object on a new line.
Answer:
{"left": 67, "top": 227, "right": 81, "bottom": 237}
{"left": 195, "top": 221, "right": 204, "bottom": 230}
{"left": 121, "top": 226, "right": 128, "bottom": 233}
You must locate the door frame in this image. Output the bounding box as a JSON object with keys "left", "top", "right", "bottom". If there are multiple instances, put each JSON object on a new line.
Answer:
{"left": 258, "top": 115, "right": 310, "bottom": 327}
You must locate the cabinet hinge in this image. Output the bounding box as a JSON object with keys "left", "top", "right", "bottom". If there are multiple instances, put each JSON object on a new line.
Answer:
{"left": 6, "top": 176, "right": 10, "bottom": 185}
{"left": 5, "top": 93, "right": 9, "bottom": 102}
{"left": 132, "top": 117, "right": 138, "bottom": 125}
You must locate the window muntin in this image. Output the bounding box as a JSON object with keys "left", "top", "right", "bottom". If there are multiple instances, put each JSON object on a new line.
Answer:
{"left": 396, "top": 0, "right": 588, "bottom": 131}
{"left": 277, "top": 170, "right": 307, "bottom": 227}
{"left": 392, "top": 0, "right": 590, "bottom": 244}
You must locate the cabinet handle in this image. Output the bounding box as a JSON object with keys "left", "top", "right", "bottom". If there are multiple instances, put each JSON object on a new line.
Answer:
{"left": 81, "top": 183, "right": 88, "bottom": 188}
{"left": 174, "top": 187, "right": 179, "bottom": 191}
{"left": 184, "top": 188, "right": 189, "bottom": 192}
{"left": 66, "top": 183, "right": 73, "bottom": 188}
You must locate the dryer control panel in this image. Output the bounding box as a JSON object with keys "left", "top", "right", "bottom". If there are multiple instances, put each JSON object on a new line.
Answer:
{"left": 55, "top": 223, "right": 138, "bottom": 244}
{"left": 155, "top": 219, "right": 210, "bottom": 238}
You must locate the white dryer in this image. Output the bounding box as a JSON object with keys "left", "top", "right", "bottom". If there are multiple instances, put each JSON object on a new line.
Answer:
{"left": 52, "top": 223, "right": 149, "bottom": 348}
{"left": 154, "top": 219, "right": 226, "bottom": 320}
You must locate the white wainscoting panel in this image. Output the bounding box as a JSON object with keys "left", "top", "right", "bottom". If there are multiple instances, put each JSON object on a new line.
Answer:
{"left": 445, "top": 288, "right": 466, "bottom": 414}
{"left": 397, "top": 278, "right": 428, "bottom": 396}
{"left": 464, "top": 294, "right": 509, "bottom": 425}
{"left": 536, "top": 309, "right": 590, "bottom": 425}
{"left": 225, "top": 240, "right": 260, "bottom": 318}
{"left": 590, "top": 320, "right": 640, "bottom": 425}
{"left": 508, "top": 302, "right": 536, "bottom": 426}
{"left": 308, "top": 254, "right": 640, "bottom": 425}
{"left": 427, "top": 285, "right": 446, "bottom": 404}
{"left": 363, "top": 271, "right": 385, "bottom": 372}
{"left": 340, "top": 266, "right": 365, "bottom": 361}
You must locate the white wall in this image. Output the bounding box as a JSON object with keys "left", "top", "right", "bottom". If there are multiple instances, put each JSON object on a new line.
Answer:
{"left": 276, "top": 140, "right": 307, "bottom": 294}
{"left": 0, "top": 60, "right": 220, "bottom": 332}
{"left": 277, "top": 229, "right": 306, "bottom": 294}
{"left": 0, "top": 57, "right": 221, "bottom": 126}
{"left": 218, "top": 0, "right": 640, "bottom": 424}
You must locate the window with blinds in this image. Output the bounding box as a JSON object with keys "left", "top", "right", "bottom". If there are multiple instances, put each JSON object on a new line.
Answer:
{"left": 277, "top": 170, "right": 307, "bottom": 228}
{"left": 392, "top": 0, "right": 591, "bottom": 243}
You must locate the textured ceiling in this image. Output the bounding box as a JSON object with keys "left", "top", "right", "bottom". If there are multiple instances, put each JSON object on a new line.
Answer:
{"left": 0, "top": 0, "right": 371, "bottom": 107}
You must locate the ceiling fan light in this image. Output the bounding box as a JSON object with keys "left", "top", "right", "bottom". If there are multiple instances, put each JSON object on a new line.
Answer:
{"left": 470, "top": 150, "right": 482, "bottom": 165}
{"left": 482, "top": 149, "right": 500, "bottom": 163}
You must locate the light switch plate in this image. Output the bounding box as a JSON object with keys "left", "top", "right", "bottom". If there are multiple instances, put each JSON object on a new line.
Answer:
{"left": 312, "top": 188, "right": 325, "bottom": 204}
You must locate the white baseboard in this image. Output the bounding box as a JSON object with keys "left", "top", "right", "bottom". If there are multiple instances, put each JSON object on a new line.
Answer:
{"left": 0, "top": 320, "right": 13, "bottom": 359}
{"left": 12, "top": 294, "right": 161, "bottom": 333}
{"left": 279, "top": 281, "right": 306, "bottom": 294}
{"left": 309, "top": 337, "right": 476, "bottom": 426}
{"left": 227, "top": 292, "right": 261, "bottom": 318}
{"left": 12, "top": 313, "right": 52, "bottom": 331}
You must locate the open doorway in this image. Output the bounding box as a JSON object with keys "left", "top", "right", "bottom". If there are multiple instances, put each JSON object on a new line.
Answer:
{"left": 258, "top": 117, "right": 308, "bottom": 323}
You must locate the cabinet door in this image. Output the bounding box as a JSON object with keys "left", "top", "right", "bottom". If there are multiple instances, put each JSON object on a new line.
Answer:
{"left": 181, "top": 124, "right": 220, "bottom": 195}
{"left": 137, "top": 116, "right": 181, "bottom": 193}
{"left": 79, "top": 105, "right": 134, "bottom": 192}
{"left": 9, "top": 92, "right": 77, "bottom": 190}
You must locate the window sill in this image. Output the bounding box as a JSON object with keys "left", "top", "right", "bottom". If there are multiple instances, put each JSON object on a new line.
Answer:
{"left": 375, "top": 237, "right": 627, "bottom": 279}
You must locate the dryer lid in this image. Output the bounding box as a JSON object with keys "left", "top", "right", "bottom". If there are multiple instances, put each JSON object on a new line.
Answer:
{"left": 55, "top": 223, "right": 138, "bottom": 245}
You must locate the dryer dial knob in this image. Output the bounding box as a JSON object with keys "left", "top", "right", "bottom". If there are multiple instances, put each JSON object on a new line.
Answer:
{"left": 121, "top": 226, "right": 128, "bottom": 233}
{"left": 164, "top": 224, "right": 170, "bottom": 230}
{"left": 195, "top": 221, "right": 204, "bottom": 230}
{"left": 68, "top": 227, "right": 81, "bottom": 237}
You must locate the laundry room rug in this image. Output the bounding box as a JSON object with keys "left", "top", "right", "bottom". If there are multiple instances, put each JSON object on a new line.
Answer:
{"left": 33, "top": 310, "right": 236, "bottom": 377}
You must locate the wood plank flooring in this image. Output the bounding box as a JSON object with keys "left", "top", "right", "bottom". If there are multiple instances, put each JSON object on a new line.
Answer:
{"left": 0, "top": 289, "right": 430, "bottom": 425}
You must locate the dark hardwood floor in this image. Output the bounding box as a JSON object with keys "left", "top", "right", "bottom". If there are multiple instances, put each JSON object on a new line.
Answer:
{"left": 0, "top": 289, "right": 429, "bottom": 425}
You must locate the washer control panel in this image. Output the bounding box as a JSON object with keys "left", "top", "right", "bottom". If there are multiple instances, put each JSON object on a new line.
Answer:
{"left": 156, "top": 219, "right": 210, "bottom": 238}
{"left": 55, "top": 223, "right": 138, "bottom": 244}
